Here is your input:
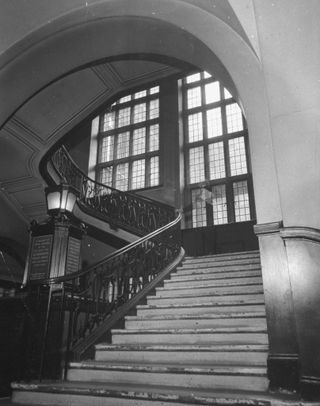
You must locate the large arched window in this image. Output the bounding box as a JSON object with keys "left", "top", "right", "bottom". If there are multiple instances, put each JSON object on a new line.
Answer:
{"left": 90, "top": 70, "right": 254, "bottom": 230}
{"left": 182, "top": 72, "right": 255, "bottom": 228}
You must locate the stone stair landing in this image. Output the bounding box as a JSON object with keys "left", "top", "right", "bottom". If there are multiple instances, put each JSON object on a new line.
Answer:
{"left": 12, "top": 250, "right": 271, "bottom": 406}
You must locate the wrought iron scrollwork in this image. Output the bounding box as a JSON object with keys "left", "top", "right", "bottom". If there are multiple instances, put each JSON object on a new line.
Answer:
{"left": 51, "top": 214, "right": 181, "bottom": 352}
{"left": 50, "top": 146, "right": 175, "bottom": 235}
{"left": 26, "top": 144, "right": 182, "bottom": 381}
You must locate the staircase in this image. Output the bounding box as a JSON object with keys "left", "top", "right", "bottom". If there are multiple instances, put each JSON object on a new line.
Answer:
{"left": 12, "top": 250, "right": 270, "bottom": 405}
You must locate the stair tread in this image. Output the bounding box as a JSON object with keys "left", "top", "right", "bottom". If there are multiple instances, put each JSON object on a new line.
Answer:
{"left": 168, "top": 273, "right": 262, "bottom": 281}
{"left": 148, "top": 292, "right": 264, "bottom": 300}
{"left": 13, "top": 380, "right": 300, "bottom": 405}
{"left": 170, "top": 272, "right": 262, "bottom": 281}
{"left": 69, "top": 360, "right": 267, "bottom": 375}
{"left": 158, "top": 282, "right": 263, "bottom": 292}
{"left": 179, "top": 263, "right": 261, "bottom": 270}
{"left": 185, "top": 250, "right": 260, "bottom": 259}
{"left": 137, "top": 299, "right": 265, "bottom": 310}
{"left": 126, "top": 312, "right": 266, "bottom": 321}
{"left": 95, "top": 343, "right": 269, "bottom": 352}
{"left": 112, "top": 326, "right": 267, "bottom": 334}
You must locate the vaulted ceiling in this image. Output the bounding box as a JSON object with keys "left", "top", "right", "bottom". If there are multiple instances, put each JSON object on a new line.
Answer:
{"left": 0, "top": 59, "right": 181, "bottom": 224}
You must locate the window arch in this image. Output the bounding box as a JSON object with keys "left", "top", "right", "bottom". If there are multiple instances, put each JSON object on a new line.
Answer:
{"left": 182, "top": 71, "right": 255, "bottom": 228}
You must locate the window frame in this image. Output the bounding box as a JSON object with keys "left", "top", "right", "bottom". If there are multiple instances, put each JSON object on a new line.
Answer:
{"left": 95, "top": 86, "right": 161, "bottom": 191}
{"left": 182, "top": 71, "right": 255, "bottom": 228}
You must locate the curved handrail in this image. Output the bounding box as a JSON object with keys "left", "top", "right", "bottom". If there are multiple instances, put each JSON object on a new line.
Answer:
{"left": 48, "top": 146, "right": 175, "bottom": 236}
{"left": 30, "top": 144, "right": 182, "bottom": 380}
{"left": 32, "top": 213, "right": 181, "bottom": 286}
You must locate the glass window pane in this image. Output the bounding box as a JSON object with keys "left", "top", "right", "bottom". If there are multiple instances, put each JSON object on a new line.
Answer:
{"left": 149, "top": 99, "right": 159, "bottom": 119}
{"left": 99, "top": 166, "right": 113, "bottom": 186}
{"left": 205, "top": 82, "right": 220, "bottom": 104}
{"left": 103, "top": 112, "right": 115, "bottom": 131}
{"left": 115, "top": 163, "right": 129, "bottom": 191}
{"left": 187, "top": 87, "right": 201, "bottom": 109}
{"left": 229, "top": 137, "right": 248, "bottom": 176}
{"left": 118, "top": 107, "right": 131, "bottom": 127}
{"left": 149, "top": 124, "right": 159, "bottom": 151}
{"left": 211, "top": 184, "right": 228, "bottom": 225}
{"left": 226, "top": 103, "right": 243, "bottom": 133}
{"left": 149, "top": 156, "right": 159, "bottom": 187}
{"left": 134, "top": 90, "right": 147, "bottom": 99}
{"left": 186, "top": 73, "right": 201, "bottom": 84}
{"left": 99, "top": 136, "right": 114, "bottom": 163}
{"left": 131, "top": 159, "right": 145, "bottom": 189}
{"left": 133, "top": 103, "right": 146, "bottom": 123}
{"left": 207, "top": 107, "right": 222, "bottom": 138}
{"left": 117, "top": 132, "right": 130, "bottom": 159}
{"left": 132, "top": 128, "right": 146, "bottom": 155}
{"left": 188, "top": 146, "right": 205, "bottom": 184}
{"left": 191, "top": 188, "right": 207, "bottom": 227}
{"left": 187, "top": 112, "right": 203, "bottom": 143}
{"left": 119, "top": 95, "right": 131, "bottom": 104}
{"left": 233, "top": 181, "right": 251, "bottom": 222}
{"left": 208, "top": 142, "right": 226, "bottom": 180}
{"left": 150, "top": 86, "right": 159, "bottom": 94}
{"left": 224, "top": 88, "right": 232, "bottom": 99}
{"left": 204, "top": 71, "right": 212, "bottom": 79}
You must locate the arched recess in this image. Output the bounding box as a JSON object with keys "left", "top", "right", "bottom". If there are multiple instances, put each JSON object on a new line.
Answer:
{"left": 0, "top": 0, "right": 282, "bottom": 224}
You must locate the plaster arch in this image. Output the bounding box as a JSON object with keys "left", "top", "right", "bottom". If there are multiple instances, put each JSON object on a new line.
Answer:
{"left": 0, "top": 0, "right": 282, "bottom": 224}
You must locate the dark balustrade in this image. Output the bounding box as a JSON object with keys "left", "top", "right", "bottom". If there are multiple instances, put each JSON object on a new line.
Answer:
{"left": 23, "top": 214, "right": 181, "bottom": 381}
{"left": 22, "top": 144, "right": 183, "bottom": 382}
{"left": 50, "top": 146, "right": 175, "bottom": 235}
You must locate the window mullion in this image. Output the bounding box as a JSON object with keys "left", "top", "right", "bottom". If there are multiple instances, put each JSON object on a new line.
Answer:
{"left": 247, "top": 175, "right": 256, "bottom": 220}
{"left": 128, "top": 159, "right": 133, "bottom": 190}
{"left": 226, "top": 181, "right": 235, "bottom": 223}
{"left": 145, "top": 157, "right": 150, "bottom": 188}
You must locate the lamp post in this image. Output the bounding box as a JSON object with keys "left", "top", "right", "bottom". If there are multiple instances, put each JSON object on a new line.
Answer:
{"left": 24, "top": 183, "right": 83, "bottom": 284}
{"left": 23, "top": 183, "right": 85, "bottom": 381}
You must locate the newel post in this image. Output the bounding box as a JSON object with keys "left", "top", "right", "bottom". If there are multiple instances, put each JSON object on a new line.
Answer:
{"left": 22, "top": 184, "right": 84, "bottom": 380}
{"left": 254, "top": 222, "right": 300, "bottom": 392}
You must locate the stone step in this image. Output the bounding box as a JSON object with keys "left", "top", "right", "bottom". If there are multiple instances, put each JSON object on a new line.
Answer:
{"left": 111, "top": 327, "right": 268, "bottom": 345}
{"left": 170, "top": 270, "right": 262, "bottom": 282}
{"left": 175, "top": 263, "right": 261, "bottom": 275}
{"left": 95, "top": 343, "right": 268, "bottom": 366}
{"left": 155, "top": 283, "right": 263, "bottom": 298}
{"left": 66, "top": 361, "right": 268, "bottom": 393}
{"left": 125, "top": 313, "right": 267, "bottom": 330}
{"left": 13, "top": 380, "right": 292, "bottom": 406}
{"left": 147, "top": 292, "right": 264, "bottom": 306}
{"left": 136, "top": 301, "right": 266, "bottom": 317}
{"left": 181, "top": 257, "right": 261, "bottom": 268}
{"left": 184, "top": 251, "right": 260, "bottom": 262}
{"left": 166, "top": 274, "right": 262, "bottom": 287}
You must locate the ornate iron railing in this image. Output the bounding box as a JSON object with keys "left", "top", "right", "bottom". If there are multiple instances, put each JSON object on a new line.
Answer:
{"left": 26, "top": 214, "right": 181, "bottom": 380}
{"left": 49, "top": 146, "right": 175, "bottom": 236}
{"left": 25, "top": 143, "right": 183, "bottom": 381}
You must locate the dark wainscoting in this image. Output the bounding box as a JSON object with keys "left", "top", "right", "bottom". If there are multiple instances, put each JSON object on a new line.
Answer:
{"left": 181, "top": 221, "right": 258, "bottom": 256}
{"left": 0, "top": 295, "right": 28, "bottom": 396}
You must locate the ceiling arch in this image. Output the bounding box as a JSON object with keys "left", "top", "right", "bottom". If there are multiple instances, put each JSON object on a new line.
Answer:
{"left": 0, "top": 0, "right": 283, "bottom": 233}
{"left": 0, "top": 0, "right": 260, "bottom": 128}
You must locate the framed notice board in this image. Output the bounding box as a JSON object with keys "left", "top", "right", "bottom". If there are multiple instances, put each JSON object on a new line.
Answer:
{"left": 66, "top": 236, "right": 81, "bottom": 275}
{"left": 29, "top": 235, "right": 53, "bottom": 281}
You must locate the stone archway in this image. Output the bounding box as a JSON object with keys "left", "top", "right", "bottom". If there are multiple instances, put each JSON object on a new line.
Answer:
{"left": 0, "top": 0, "right": 281, "bottom": 224}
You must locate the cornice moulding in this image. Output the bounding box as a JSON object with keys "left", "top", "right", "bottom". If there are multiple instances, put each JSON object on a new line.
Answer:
{"left": 254, "top": 221, "right": 283, "bottom": 236}
{"left": 280, "top": 227, "right": 320, "bottom": 243}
